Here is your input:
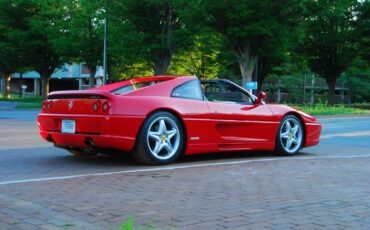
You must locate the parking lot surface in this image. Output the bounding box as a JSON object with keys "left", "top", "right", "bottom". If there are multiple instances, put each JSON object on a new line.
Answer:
{"left": 0, "top": 111, "right": 370, "bottom": 229}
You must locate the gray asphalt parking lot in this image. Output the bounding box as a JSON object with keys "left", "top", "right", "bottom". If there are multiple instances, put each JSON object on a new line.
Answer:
{"left": 1, "top": 110, "right": 370, "bottom": 229}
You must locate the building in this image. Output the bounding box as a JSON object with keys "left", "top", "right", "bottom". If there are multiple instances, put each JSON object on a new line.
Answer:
{"left": 0, "top": 64, "right": 104, "bottom": 96}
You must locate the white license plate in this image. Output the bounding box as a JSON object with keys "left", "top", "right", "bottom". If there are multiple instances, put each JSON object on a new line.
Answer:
{"left": 61, "top": 120, "right": 76, "bottom": 134}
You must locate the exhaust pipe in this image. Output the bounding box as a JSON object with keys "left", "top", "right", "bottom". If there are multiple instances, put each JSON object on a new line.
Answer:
{"left": 85, "top": 137, "right": 96, "bottom": 147}
{"left": 46, "top": 135, "right": 54, "bottom": 143}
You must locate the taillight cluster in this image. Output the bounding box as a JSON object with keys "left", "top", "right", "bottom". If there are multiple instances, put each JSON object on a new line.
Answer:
{"left": 42, "top": 101, "right": 53, "bottom": 112}
{"left": 92, "top": 100, "right": 111, "bottom": 113}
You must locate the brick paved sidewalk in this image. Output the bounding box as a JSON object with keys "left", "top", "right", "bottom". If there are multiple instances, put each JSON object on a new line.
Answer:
{"left": 1, "top": 156, "right": 370, "bottom": 230}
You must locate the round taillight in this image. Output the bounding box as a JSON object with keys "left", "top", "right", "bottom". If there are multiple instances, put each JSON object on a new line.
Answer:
{"left": 46, "top": 101, "right": 53, "bottom": 110}
{"left": 42, "top": 102, "right": 47, "bottom": 110}
{"left": 102, "top": 102, "right": 110, "bottom": 113}
{"left": 92, "top": 101, "right": 100, "bottom": 112}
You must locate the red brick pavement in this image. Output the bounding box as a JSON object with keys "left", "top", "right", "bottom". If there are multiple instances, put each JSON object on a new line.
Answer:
{"left": 1, "top": 157, "right": 370, "bottom": 229}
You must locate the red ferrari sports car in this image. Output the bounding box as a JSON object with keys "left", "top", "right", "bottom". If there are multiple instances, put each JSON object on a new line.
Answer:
{"left": 38, "top": 76, "right": 321, "bottom": 165}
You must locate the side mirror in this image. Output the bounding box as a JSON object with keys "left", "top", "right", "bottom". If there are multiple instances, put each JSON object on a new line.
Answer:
{"left": 255, "top": 91, "right": 267, "bottom": 104}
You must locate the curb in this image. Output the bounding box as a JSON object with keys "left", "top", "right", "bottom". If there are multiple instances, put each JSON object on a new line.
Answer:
{"left": 316, "top": 113, "right": 370, "bottom": 120}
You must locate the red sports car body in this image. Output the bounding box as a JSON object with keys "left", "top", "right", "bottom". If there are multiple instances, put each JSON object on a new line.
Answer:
{"left": 38, "top": 76, "right": 321, "bottom": 165}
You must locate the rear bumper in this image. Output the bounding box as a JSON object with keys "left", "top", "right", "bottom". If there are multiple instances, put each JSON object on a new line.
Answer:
{"left": 38, "top": 113, "right": 145, "bottom": 151}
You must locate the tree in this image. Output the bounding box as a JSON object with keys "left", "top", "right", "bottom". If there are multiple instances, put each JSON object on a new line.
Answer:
{"left": 169, "top": 32, "right": 222, "bottom": 79}
{"left": 359, "top": 0, "right": 370, "bottom": 64}
{"left": 302, "top": 0, "right": 363, "bottom": 104}
{"left": 111, "top": 0, "right": 192, "bottom": 76}
{"left": 25, "top": 0, "right": 65, "bottom": 98}
{"left": 52, "top": 0, "right": 104, "bottom": 88}
{"left": 0, "top": 0, "right": 34, "bottom": 98}
{"left": 200, "top": 0, "right": 303, "bottom": 87}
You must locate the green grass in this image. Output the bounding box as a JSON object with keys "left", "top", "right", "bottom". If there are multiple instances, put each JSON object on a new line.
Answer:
{"left": 109, "top": 217, "right": 160, "bottom": 230}
{"left": 290, "top": 103, "right": 369, "bottom": 116}
{"left": 0, "top": 93, "right": 43, "bottom": 103}
{"left": 15, "top": 102, "right": 42, "bottom": 109}
{"left": 0, "top": 93, "right": 43, "bottom": 109}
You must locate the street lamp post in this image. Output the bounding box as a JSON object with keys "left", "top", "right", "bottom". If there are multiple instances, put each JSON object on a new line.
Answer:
{"left": 103, "top": 1, "right": 108, "bottom": 85}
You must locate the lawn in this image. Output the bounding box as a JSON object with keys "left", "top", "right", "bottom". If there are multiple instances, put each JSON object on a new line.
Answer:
{"left": 291, "top": 103, "right": 369, "bottom": 116}
{"left": 0, "top": 93, "right": 43, "bottom": 109}
{"left": 0, "top": 93, "right": 43, "bottom": 103}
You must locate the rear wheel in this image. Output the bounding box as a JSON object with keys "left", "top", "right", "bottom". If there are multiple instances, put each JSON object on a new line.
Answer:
{"left": 133, "top": 111, "right": 184, "bottom": 165}
{"left": 275, "top": 115, "right": 304, "bottom": 156}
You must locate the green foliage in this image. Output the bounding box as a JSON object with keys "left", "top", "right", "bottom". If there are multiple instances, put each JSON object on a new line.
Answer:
{"left": 300, "top": 0, "right": 364, "bottom": 104}
{"left": 359, "top": 0, "right": 370, "bottom": 64}
{"left": 15, "top": 103, "right": 41, "bottom": 109}
{"left": 169, "top": 32, "right": 223, "bottom": 79}
{"left": 109, "top": 0, "right": 193, "bottom": 76}
{"left": 51, "top": 0, "right": 104, "bottom": 87}
{"left": 0, "top": 0, "right": 369, "bottom": 103}
{"left": 292, "top": 103, "right": 369, "bottom": 116}
{"left": 342, "top": 59, "right": 370, "bottom": 103}
{"left": 199, "top": 0, "right": 304, "bottom": 84}
{"left": 0, "top": 94, "right": 43, "bottom": 103}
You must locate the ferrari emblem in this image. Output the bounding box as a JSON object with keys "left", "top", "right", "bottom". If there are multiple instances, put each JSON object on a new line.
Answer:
{"left": 68, "top": 101, "right": 74, "bottom": 110}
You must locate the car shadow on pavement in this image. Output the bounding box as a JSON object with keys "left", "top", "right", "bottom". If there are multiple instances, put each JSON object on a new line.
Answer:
{"left": 57, "top": 149, "right": 316, "bottom": 167}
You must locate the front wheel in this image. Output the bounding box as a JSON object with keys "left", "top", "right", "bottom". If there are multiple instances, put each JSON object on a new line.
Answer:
{"left": 275, "top": 115, "right": 304, "bottom": 156}
{"left": 133, "top": 111, "right": 185, "bottom": 165}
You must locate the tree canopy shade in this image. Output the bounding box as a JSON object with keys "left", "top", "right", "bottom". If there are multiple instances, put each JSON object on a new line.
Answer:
{"left": 169, "top": 32, "right": 223, "bottom": 80}
{"left": 0, "top": 0, "right": 35, "bottom": 98}
{"left": 301, "top": 0, "right": 364, "bottom": 104}
{"left": 200, "top": 0, "right": 304, "bottom": 87}
{"left": 52, "top": 0, "right": 104, "bottom": 88}
{"left": 110, "top": 0, "right": 193, "bottom": 76}
{"left": 359, "top": 0, "right": 370, "bottom": 64}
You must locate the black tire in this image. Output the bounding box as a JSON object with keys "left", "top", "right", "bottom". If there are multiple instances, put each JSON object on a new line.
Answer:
{"left": 133, "top": 111, "right": 185, "bottom": 165}
{"left": 275, "top": 115, "right": 304, "bottom": 156}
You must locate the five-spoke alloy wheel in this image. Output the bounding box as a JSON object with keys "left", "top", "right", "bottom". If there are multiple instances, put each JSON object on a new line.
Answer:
{"left": 134, "top": 111, "right": 184, "bottom": 165}
{"left": 275, "top": 115, "right": 304, "bottom": 155}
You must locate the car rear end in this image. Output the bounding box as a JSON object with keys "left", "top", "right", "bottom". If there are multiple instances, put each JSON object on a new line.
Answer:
{"left": 37, "top": 90, "right": 141, "bottom": 152}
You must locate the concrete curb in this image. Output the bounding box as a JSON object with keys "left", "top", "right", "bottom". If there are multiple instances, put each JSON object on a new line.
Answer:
{"left": 316, "top": 113, "right": 370, "bottom": 120}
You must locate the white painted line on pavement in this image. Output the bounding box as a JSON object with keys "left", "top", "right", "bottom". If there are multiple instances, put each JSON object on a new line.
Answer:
{"left": 321, "top": 130, "right": 370, "bottom": 139}
{"left": 1, "top": 154, "right": 370, "bottom": 186}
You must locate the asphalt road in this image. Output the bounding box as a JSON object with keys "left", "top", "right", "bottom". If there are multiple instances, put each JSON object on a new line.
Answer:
{"left": 0, "top": 109, "right": 370, "bottom": 229}
{"left": 0, "top": 110, "right": 369, "bottom": 183}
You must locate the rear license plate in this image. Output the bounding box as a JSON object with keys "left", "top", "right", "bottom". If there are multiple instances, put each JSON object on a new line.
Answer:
{"left": 61, "top": 120, "right": 76, "bottom": 134}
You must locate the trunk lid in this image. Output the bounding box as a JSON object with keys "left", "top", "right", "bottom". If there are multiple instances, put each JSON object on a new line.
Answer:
{"left": 42, "top": 90, "right": 113, "bottom": 115}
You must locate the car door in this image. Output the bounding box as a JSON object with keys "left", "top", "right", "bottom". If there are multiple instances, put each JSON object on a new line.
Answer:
{"left": 202, "top": 80, "right": 277, "bottom": 150}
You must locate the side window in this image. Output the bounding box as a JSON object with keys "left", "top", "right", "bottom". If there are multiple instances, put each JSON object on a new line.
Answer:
{"left": 111, "top": 85, "right": 134, "bottom": 94}
{"left": 171, "top": 80, "right": 204, "bottom": 100}
{"left": 202, "top": 81, "right": 253, "bottom": 104}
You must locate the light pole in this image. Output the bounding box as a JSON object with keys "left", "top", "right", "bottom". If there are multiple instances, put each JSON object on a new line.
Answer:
{"left": 103, "top": 0, "right": 108, "bottom": 85}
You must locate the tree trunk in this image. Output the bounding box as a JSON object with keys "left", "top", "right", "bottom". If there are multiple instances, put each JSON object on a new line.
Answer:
{"left": 41, "top": 75, "right": 50, "bottom": 99}
{"left": 3, "top": 74, "right": 11, "bottom": 99}
{"left": 233, "top": 45, "right": 258, "bottom": 89}
{"left": 326, "top": 79, "right": 337, "bottom": 105}
{"left": 88, "top": 66, "right": 96, "bottom": 88}
{"left": 153, "top": 49, "right": 172, "bottom": 76}
{"left": 19, "top": 72, "right": 23, "bottom": 98}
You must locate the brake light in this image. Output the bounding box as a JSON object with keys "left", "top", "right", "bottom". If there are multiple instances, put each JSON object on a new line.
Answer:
{"left": 102, "top": 101, "right": 111, "bottom": 113}
{"left": 42, "top": 101, "right": 53, "bottom": 112}
{"left": 92, "top": 101, "right": 101, "bottom": 112}
{"left": 46, "top": 101, "right": 53, "bottom": 110}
